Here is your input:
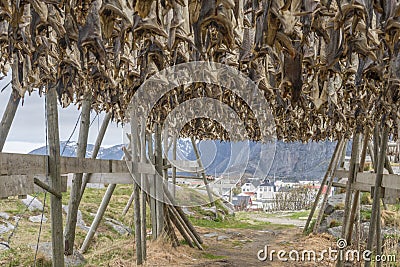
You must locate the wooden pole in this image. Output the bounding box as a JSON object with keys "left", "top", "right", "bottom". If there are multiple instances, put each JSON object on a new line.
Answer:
{"left": 163, "top": 182, "right": 203, "bottom": 244}
{"left": 190, "top": 137, "right": 216, "bottom": 215}
{"left": 304, "top": 139, "right": 343, "bottom": 233}
{"left": 139, "top": 118, "right": 147, "bottom": 260}
{"left": 65, "top": 94, "right": 92, "bottom": 255}
{"left": 313, "top": 139, "right": 345, "bottom": 233}
{"left": 365, "top": 125, "right": 389, "bottom": 267}
{"left": 46, "top": 87, "right": 65, "bottom": 267}
{"left": 168, "top": 208, "right": 194, "bottom": 248}
{"left": 172, "top": 135, "right": 177, "bottom": 197}
{"left": 80, "top": 112, "right": 112, "bottom": 199}
{"left": 346, "top": 131, "right": 369, "bottom": 244}
{"left": 147, "top": 132, "right": 157, "bottom": 239}
{"left": 154, "top": 124, "right": 164, "bottom": 238}
{"left": 342, "top": 132, "right": 361, "bottom": 241}
{"left": 0, "top": 90, "right": 20, "bottom": 151}
{"left": 80, "top": 184, "right": 116, "bottom": 253}
{"left": 131, "top": 116, "right": 143, "bottom": 265}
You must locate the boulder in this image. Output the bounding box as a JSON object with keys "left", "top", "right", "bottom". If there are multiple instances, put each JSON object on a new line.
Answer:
{"left": 21, "top": 195, "right": 43, "bottom": 212}
{"left": 29, "top": 215, "right": 48, "bottom": 223}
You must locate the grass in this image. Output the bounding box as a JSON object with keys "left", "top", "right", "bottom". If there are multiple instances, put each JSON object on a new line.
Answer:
{"left": 189, "top": 215, "right": 270, "bottom": 230}
{"left": 288, "top": 210, "right": 310, "bottom": 220}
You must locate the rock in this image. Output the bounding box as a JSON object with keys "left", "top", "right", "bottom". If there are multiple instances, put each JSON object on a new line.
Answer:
{"left": 29, "top": 215, "right": 48, "bottom": 223}
{"left": 104, "top": 218, "right": 132, "bottom": 235}
{"left": 62, "top": 205, "right": 89, "bottom": 232}
{"left": 203, "top": 233, "right": 218, "bottom": 238}
{"left": 327, "top": 226, "right": 342, "bottom": 238}
{"left": 200, "top": 207, "right": 217, "bottom": 216}
{"left": 0, "top": 221, "right": 14, "bottom": 235}
{"left": 0, "top": 242, "right": 10, "bottom": 251}
{"left": 31, "top": 242, "right": 85, "bottom": 266}
{"left": 182, "top": 207, "right": 194, "bottom": 216}
{"left": 217, "top": 235, "right": 229, "bottom": 241}
{"left": 0, "top": 212, "right": 10, "bottom": 220}
{"left": 327, "top": 193, "right": 346, "bottom": 208}
{"left": 326, "top": 210, "right": 344, "bottom": 227}
{"left": 21, "top": 195, "right": 44, "bottom": 212}
{"left": 324, "top": 204, "right": 335, "bottom": 215}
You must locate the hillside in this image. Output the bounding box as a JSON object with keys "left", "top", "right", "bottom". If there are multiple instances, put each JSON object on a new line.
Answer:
{"left": 29, "top": 140, "right": 347, "bottom": 181}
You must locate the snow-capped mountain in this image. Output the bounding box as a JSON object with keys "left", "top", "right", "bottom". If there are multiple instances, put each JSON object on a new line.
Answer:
{"left": 29, "top": 141, "right": 124, "bottom": 160}
{"left": 29, "top": 140, "right": 349, "bottom": 181}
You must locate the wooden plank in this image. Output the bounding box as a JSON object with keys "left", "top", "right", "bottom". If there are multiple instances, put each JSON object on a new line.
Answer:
{"left": 334, "top": 170, "right": 400, "bottom": 190}
{"left": 0, "top": 175, "right": 33, "bottom": 198}
{"left": 0, "top": 153, "right": 156, "bottom": 175}
{"left": 0, "top": 175, "right": 68, "bottom": 198}
{"left": 0, "top": 152, "right": 47, "bottom": 175}
{"left": 87, "top": 173, "right": 132, "bottom": 184}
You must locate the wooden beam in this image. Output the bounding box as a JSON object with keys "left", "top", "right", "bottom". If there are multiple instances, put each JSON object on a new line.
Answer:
{"left": 342, "top": 132, "right": 360, "bottom": 244}
{"left": 65, "top": 94, "right": 92, "bottom": 255}
{"left": 80, "top": 112, "right": 112, "bottom": 201}
{"left": 365, "top": 126, "right": 389, "bottom": 267}
{"left": 305, "top": 139, "right": 344, "bottom": 234}
{"left": 334, "top": 171, "right": 400, "bottom": 190}
{"left": 0, "top": 174, "right": 68, "bottom": 198}
{"left": 172, "top": 135, "right": 177, "bottom": 197}
{"left": 0, "top": 152, "right": 155, "bottom": 176}
{"left": 46, "top": 87, "right": 65, "bottom": 267}
{"left": 0, "top": 175, "right": 33, "bottom": 198}
{"left": 139, "top": 118, "right": 147, "bottom": 261}
{"left": 34, "top": 178, "right": 62, "bottom": 199}
{"left": 0, "top": 90, "right": 20, "bottom": 151}
{"left": 313, "top": 139, "right": 345, "bottom": 233}
{"left": 131, "top": 116, "right": 143, "bottom": 265}
{"left": 80, "top": 184, "right": 116, "bottom": 253}
{"left": 190, "top": 137, "right": 216, "bottom": 214}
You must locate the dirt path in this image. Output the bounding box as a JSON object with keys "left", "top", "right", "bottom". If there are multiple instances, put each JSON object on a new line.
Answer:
{"left": 189, "top": 226, "right": 336, "bottom": 267}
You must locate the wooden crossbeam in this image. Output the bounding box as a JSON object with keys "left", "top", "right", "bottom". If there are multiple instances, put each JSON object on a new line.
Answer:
{"left": 0, "top": 152, "right": 155, "bottom": 198}
{"left": 169, "top": 159, "right": 205, "bottom": 173}
{"left": 334, "top": 170, "right": 400, "bottom": 190}
{"left": 0, "top": 152, "right": 155, "bottom": 176}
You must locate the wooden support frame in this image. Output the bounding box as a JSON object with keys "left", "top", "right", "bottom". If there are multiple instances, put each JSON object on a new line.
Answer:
{"left": 304, "top": 139, "right": 344, "bottom": 233}
{"left": 65, "top": 93, "right": 92, "bottom": 255}
{"left": 365, "top": 126, "right": 389, "bottom": 267}
{"left": 313, "top": 139, "right": 345, "bottom": 233}
{"left": 190, "top": 137, "right": 217, "bottom": 216}
{"left": 46, "top": 87, "right": 65, "bottom": 267}
{"left": 80, "top": 112, "right": 112, "bottom": 201}
{"left": 0, "top": 89, "right": 20, "bottom": 151}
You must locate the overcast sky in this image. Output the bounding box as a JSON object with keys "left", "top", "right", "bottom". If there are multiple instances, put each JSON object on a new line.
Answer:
{"left": 0, "top": 75, "right": 125, "bottom": 153}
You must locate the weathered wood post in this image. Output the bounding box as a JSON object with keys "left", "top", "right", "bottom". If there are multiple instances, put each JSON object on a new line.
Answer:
{"left": 131, "top": 116, "right": 143, "bottom": 265}
{"left": 347, "top": 130, "right": 369, "bottom": 248}
{"left": 46, "top": 87, "right": 65, "bottom": 267}
{"left": 172, "top": 135, "right": 177, "bottom": 197}
{"left": 139, "top": 118, "right": 147, "bottom": 261}
{"left": 342, "top": 132, "right": 361, "bottom": 241}
{"left": 365, "top": 125, "right": 389, "bottom": 267}
{"left": 190, "top": 137, "right": 216, "bottom": 215}
{"left": 0, "top": 89, "right": 20, "bottom": 151}
{"left": 313, "top": 139, "right": 345, "bottom": 233}
{"left": 80, "top": 184, "right": 116, "bottom": 253}
{"left": 304, "top": 138, "right": 342, "bottom": 233}
{"left": 147, "top": 132, "right": 157, "bottom": 239}
{"left": 154, "top": 123, "right": 164, "bottom": 237}
{"left": 79, "top": 112, "right": 112, "bottom": 199}
{"left": 65, "top": 93, "right": 92, "bottom": 255}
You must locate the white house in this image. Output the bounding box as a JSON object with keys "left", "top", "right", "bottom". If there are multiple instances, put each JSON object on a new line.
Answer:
{"left": 241, "top": 179, "right": 261, "bottom": 193}
{"left": 255, "top": 179, "right": 276, "bottom": 201}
